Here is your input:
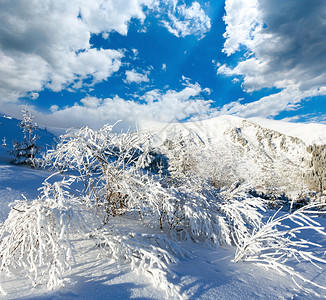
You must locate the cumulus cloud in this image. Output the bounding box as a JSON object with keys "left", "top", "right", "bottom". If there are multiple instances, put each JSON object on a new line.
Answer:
{"left": 50, "top": 48, "right": 123, "bottom": 91}
{"left": 218, "top": 0, "right": 326, "bottom": 118}
{"left": 222, "top": 0, "right": 261, "bottom": 56}
{"left": 0, "top": 51, "right": 50, "bottom": 102}
{"left": 0, "top": 0, "right": 210, "bottom": 106}
{"left": 0, "top": 83, "right": 212, "bottom": 131}
{"left": 125, "top": 69, "right": 150, "bottom": 84}
{"left": 50, "top": 105, "right": 59, "bottom": 113}
{"left": 160, "top": 1, "right": 211, "bottom": 38}
{"left": 29, "top": 92, "right": 39, "bottom": 100}
{"left": 217, "top": 85, "right": 321, "bottom": 118}
{"left": 0, "top": 0, "right": 156, "bottom": 103}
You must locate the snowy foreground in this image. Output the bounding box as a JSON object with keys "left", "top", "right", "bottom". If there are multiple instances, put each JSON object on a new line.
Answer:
{"left": 0, "top": 165, "right": 325, "bottom": 299}
{"left": 1, "top": 115, "right": 326, "bottom": 299}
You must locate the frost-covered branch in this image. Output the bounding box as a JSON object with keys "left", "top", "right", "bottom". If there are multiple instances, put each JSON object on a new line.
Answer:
{"left": 93, "top": 228, "right": 189, "bottom": 298}
{"left": 234, "top": 204, "right": 326, "bottom": 292}
{"left": 0, "top": 198, "right": 82, "bottom": 289}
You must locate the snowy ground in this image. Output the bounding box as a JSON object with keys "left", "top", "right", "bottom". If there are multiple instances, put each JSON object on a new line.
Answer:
{"left": 1, "top": 115, "right": 326, "bottom": 299}
{"left": 0, "top": 164, "right": 326, "bottom": 299}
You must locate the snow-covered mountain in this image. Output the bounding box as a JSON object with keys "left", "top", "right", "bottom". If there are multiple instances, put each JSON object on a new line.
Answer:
{"left": 1, "top": 113, "right": 325, "bottom": 197}
{"left": 142, "top": 115, "right": 326, "bottom": 198}
{"left": 249, "top": 117, "right": 326, "bottom": 145}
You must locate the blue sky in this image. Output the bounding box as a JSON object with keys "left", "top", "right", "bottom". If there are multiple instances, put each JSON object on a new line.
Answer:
{"left": 0, "top": 0, "right": 326, "bottom": 129}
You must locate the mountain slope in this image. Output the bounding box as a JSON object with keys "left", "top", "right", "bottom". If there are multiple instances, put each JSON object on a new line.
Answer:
{"left": 142, "top": 115, "right": 326, "bottom": 198}
{"left": 249, "top": 117, "right": 326, "bottom": 145}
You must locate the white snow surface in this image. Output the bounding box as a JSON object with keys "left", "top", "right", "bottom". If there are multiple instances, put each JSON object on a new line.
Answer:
{"left": 0, "top": 115, "right": 326, "bottom": 299}
{"left": 249, "top": 117, "right": 326, "bottom": 145}
{"left": 0, "top": 165, "right": 325, "bottom": 299}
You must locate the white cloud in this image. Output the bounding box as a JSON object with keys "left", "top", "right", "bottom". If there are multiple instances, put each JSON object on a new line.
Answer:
{"left": 159, "top": 1, "right": 211, "bottom": 38}
{"left": 217, "top": 86, "right": 308, "bottom": 118}
{"left": 50, "top": 105, "right": 59, "bottom": 113}
{"left": 0, "top": 51, "right": 50, "bottom": 102}
{"left": 218, "top": 0, "right": 326, "bottom": 118}
{"left": 51, "top": 83, "right": 211, "bottom": 130}
{"left": 222, "top": 0, "right": 261, "bottom": 56}
{"left": 131, "top": 48, "right": 139, "bottom": 60}
{"left": 0, "top": 0, "right": 169, "bottom": 104}
{"left": 49, "top": 48, "right": 123, "bottom": 92}
{"left": 0, "top": 0, "right": 212, "bottom": 105}
{"left": 80, "top": 96, "right": 102, "bottom": 108}
{"left": 29, "top": 92, "right": 39, "bottom": 100}
{"left": 125, "top": 69, "right": 150, "bottom": 84}
{"left": 0, "top": 83, "right": 212, "bottom": 131}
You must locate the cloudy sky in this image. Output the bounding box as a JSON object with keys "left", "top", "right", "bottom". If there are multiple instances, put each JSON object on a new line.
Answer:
{"left": 0, "top": 0, "right": 325, "bottom": 129}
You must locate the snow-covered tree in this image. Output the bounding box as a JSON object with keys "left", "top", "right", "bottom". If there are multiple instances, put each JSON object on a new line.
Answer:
{"left": 10, "top": 106, "right": 40, "bottom": 166}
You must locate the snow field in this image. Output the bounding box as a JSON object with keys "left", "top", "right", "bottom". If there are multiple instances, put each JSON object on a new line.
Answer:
{"left": 1, "top": 115, "right": 326, "bottom": 299}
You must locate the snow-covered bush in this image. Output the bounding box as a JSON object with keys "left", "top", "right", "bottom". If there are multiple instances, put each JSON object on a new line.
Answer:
{"left": 0, "top": 175, "right": 186, "bottom": 297}
{"left": 234, "top": 204, "right": 326, "bottom": 293}
{"left": 43, "top": 125, "right": 155, "bottom": 220}
{"left": 166, "top": 133, "right": 198, "bottom": 179}
{"left": 94, "top": 228, "right": 189, "bottom": 298}
{"left": 42, "top": 125, "right": 266, "bottom": 248}
{"left": 1, "top": 122, "right": 326, "bottom": 296}
{"left": 0, "top": 178, "right": 89, "bottom": 290}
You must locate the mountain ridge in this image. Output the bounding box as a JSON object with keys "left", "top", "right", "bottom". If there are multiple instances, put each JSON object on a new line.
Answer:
{"left": 141, "top": 115, "right": 326, "bottom": 199}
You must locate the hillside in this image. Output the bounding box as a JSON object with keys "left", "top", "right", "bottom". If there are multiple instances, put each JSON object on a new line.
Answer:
{"left": 140, "top": 115, "right": 326, "bottom": 201}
